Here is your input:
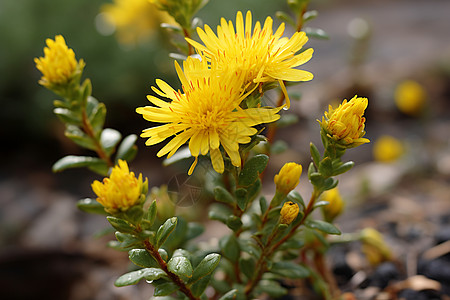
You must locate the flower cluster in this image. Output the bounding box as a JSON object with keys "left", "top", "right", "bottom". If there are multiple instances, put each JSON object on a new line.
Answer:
{"left": 137, "top": 11, "right": 314, "bottom": 174}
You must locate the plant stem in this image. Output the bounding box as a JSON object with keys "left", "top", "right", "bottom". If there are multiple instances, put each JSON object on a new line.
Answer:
{"left": 183, "top": 27, "right": 194, "bottom": 56}
{"left": 144, "top": 240, "right": 199, "bottom": 300}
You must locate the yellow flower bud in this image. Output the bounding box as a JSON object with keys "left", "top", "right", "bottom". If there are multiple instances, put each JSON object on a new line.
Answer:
{"left": 321, "top": 187, "right": 344, "bottom": 222}
{"left": 274, "top": 162, "right": 302, "bottom": 195}
{"left": 360, "top": 228, "right": 392, "bottom": 266}
{"left": 91, "top": 160, "right": 147, "bottom": 213}
{"left": 394, "top": 80, "right": 426, "bottom": 116}
{"left": 280, "top": 201, "right": 300, "bottom": 224}
{"left": 319, "top": 95, "right": 370, "bottom": 148}
{"left": 373, "top": 135, "right": 404, "bottom": 163}
{"left": 34, "top": 35, "right": 84, "bottom": 88}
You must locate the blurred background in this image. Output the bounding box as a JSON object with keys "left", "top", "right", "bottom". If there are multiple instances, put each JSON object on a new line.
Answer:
{"left": 1, "top": 0, "right": 449, "bottom": 299}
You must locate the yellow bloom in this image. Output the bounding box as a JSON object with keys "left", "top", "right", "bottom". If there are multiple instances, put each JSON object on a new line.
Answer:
{"left": 91, "top": 160, "right": 147, "bottom": 213}
{"left": 394, "top": 80, "right": 426, "bottom": 116}
{"left": 280, "top": 201, "right": 300, "bottom": 224}
{"left": 360, "top": 228, "right": 392, "bottom": 266}
{"left": 34, "top": 35, "right": 84, "bottom": 88}
{"left": 320, "top": 95, "right": 370, "bottom": 147}
{"left": 373, "top": 135, "right": 404, "bottom": 163}
{"left": 186, "top": 11, "right": 314, "bottom": 108}
{"left": 136, "top": 57, "right": 281, "bottom": 175}
{"left": 101, "top": 0, "right": 173, "bottom": 45}
{"left": 321, "top": 187, "right": 344, "bottom": 222}
{"left": 274, "top": 162, "right": 302, "bottom": 195}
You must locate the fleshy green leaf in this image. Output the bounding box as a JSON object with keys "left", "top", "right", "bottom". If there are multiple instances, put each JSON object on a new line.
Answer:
{"left": 88, "top": 99, "right": 106, "bottom": 134}
{"left": 235, "top": 188, "right": 248, "bottom": 211}
{"left": 239, "top": 257, "right": 256, "bottom": 280}
{"left": 214, "top": 186, "right": 235, "bottom": 205}
{"left": 256, "top": 280, "right": 288, "bottom": 297}
{"left": 303, "top": 10, "right": 318, "bottom": 23}
{"left": 153, "top": 280, "right": 178, "bottom": 296}
{"left": 275, "top": 11, "right": 296, "bottom": 27}
{"left": 287, "top": 191, "right": 305, "bottom": 209}
{"left": 100, "top": 128, "right": 122, "bottom": 156}
{"left": 310, "top": 142, "right": 321, "bottom": 167}
{"left": 107, "top": 216, "right": 136, "bottom": 233}
{"left": 76, "top": 198, "right": 106, "bottom": 215}
{"left": 52, "top": 155, "right": 105, "bottom": 173}
{"left": 304, "top": 27, "right": 330, "bottom": 40}
{"left": 114, "top": 268, "right": 165, "bottom": 287}
{"left": 259, "top": 196, "right": 268, "bottom": 214}
{"left": 190, "top": 274, "right": 211, "bottom": 297}
{"left": 53, "top": 108, "right": 81, "bottom": 125}
{"left": 218, "top": 289, "right": 238, "bottom": 300}
{"left": 115, "top": 134, "right": 138, "bottom": 163}
{"left": 238, "top": 154, "right": 269, "bottom": 187}
{"left": 271, "top": 140, "right": 288, "bottom": 154}
{"left": 129, "top": 249, "right": 158, "bottom": 268}
{"left": 305, "top": 219, "right": 341, "bottom": 235}
{"left": 332, "top": 161, "right": 354, "bottom": 176}
{"left": 146, "top": 200, "right": 157, "bottom": 226}
{"left": 226, "top": 215, "right": 243, "bottom": 232}
{"left": 219, "top": 235, "right": 240, "bottom": 262}
{"left": 185, "top": 222, "right": 204, "bottom": 240}
{"left": 167, "top": 255, "right": 193, "bottom": 280}
{"left": 313, "top": 201, "right": 330, "bottom": 208}
{"left": 156, "top": 217, "right": 178, "bottom": 248}
{"left": 271, "top": 261, "right": 310, "bottom": 278}
{"left": 64, "top": 125, "right": 96, "bottom": 151}
{"left": 190, "top": 253, "right": 220, "bottom": 283}
{"left": 318, "top": 157, "right": 333, "bottom": 177}
{"left": 125, "top": 206, "right": 144, "bottom": 224}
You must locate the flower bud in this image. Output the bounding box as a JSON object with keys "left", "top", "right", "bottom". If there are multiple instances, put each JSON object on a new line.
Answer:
{"left": 280, "top": 201, "right": 300, "bottom": 224}
{"left": 34, "top": 35, "right": 84, "bottom": 89}
{"left": 274, "top": 162, "right": 302, "bottom": 195}
{"left": 360, "top": 228, "right": 392, "bottom": 266}
{"left": 394, "top": 80, "right": 426, "bottom": 116}
{"left": 319, "top": 95, "right": 369, "bottom": 148}
{"left": 321, "top": 187, "right": 344, "bottom": 222}
{"left": 91, "top": 160, "right": 148, "bottom": 214}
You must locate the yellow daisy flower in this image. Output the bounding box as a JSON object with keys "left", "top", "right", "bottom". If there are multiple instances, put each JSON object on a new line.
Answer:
{"left": 136, "top": 57, "right": 282, "bottom": 175}
{"left": 186, "top": 11, "right": 314, "bottom": 108}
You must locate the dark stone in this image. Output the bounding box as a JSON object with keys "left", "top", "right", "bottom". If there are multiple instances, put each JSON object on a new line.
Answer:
{"left": 397, "top": 289, "right": 442, "bottom": 300}
{"left": 418, "top": 258, "right": 450, "bottom": 295}
{"left": 368, "top": 262, "right": 400, "bottom": 288}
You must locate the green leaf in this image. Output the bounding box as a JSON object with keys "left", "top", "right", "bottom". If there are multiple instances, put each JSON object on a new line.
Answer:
{"left": 208, "top": 204, "right": 231, "bottom": 224}
{"left": 305, "top": 219, "right": 341, "bottom": 235}
{"left": 81, "top": 79, "right": 92, "bottom": 105}
{"left": 190, "top": 274, "right": 211, "bottom": 297}
{"left": 270, "top": 140, "right": 288, "bottom": 154}
{"left": 309, "top": 172, "right": 324, "bottom": 188}
{"left": 129, "top": 249, "right": 158, "bottom": 268}
{"left": 323, "top": 178, "right": 338, "bottom": 191}
{"left": 156, "top": 217, "right": 178, "bottom": 248}
{"left": 239, "top": 257, "right": 256, "bottom": 280}
{"left": 332, "top": 161, "right": 354, "bottom": 176}
{"left": 304, "top": 27, "right": 330, "bottom": 40}
{"left": 153, "top": 280, "right": 178, "bottom": 296}
{"left": 310, "top": 142, "right": 321, "bottom": 167}
{"left": 218, "top": 289, "right": 238, "bottom": 300}
{"left": 160, "top": 22, "right": 182, "bottom": 32}
{"left": 167, "top": 255, "right": 193, "bottom": 280}
{"left": 191, "top": 253, "right": 221, "bottom": 283}
{"left": 64, "top": 125, "right": 96, "bottom": 151}
{"left": 226, "top": 215, "right": 243, "bottom": 232}
{"left": 318, "top": 157, "right": 333, "bottom": 177}
{"left": 259, "top": 196, "right": 268, "bottom": 214}
{"left": 313, "top": 201, "right": 329, "bottom": 208}
{"left": 287, "top": 191, "right": 305, "bottom": 209}
{"left": 257, "top": 280, "right": 287, "bottom": 297}
{"left": 303, "top": 10, "right": 318, "bottom": 23}
{"left": 114, "top": 268, "right": 165, "bottom": 287}
{"left": 276, "top": 114, "right": 299, "bottom": 128}
{"left": 185, "top": 222, "right": 204, "bottom": 240}
{"left": 238, "top": 154, "right": 269, "bottom": 187}
{"left": 87, "top": 161, "right": 109, "bottom": 176}
{"left": 53, "top": 107, "right": 81, "bottom": 125}
{"left": 88, "top": 99, "right": 106, "bottom": 134}
{"left": 214, "top": 186, "right": 235, "bottom": 205}
{"left": 107, "top": 216, "right": 136, "bottom": 233}
{"left": 275, "top": 11, "right": 296, "bottom": 27}
{"left": 159, "top": 248, "right": 168, "bottom": 262}
{"left": 76, "top": 198, "right": 106, "bottom": 215}
{"left": 162, "top": 146, "right": 191, "bottom": 166}
{"left": 219, "top": 235, "right": 240, "bottom": 262}
{"left": 308, "top": 161, "right": 316, "bottom": 177}
{"left": 235, "top": 188, "right": 248, "bottom": 211}
{"left": 146, "top": 200, "right": 158, "bottom": 226}
{"left": 52, "top": 155, "right": 105, "bottom": 173}
{"left": 125, "top": 206, "right": 144, "bottom": 224}
{"left": 100, "top": 128, "right": 122, "bottom": 156}
{"left": 271, "top": 261, "right": 310, "bottom": 278}
{"left": 115, "top": 134, "right": 138, "bottom": 163}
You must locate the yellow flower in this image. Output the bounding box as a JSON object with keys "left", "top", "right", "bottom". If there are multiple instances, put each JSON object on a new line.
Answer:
{"left": 321, "top": 187, "right": 344, "bottom": 222}
{"left": 91, "top": 160, "right": 147, "bottom": 213}
{"left": 34, "top": 35, "right": 84, "bottom": 88}
{"left": 360, "top": 228, "right": 392, "bottom": 266}
{"left": 280, "top": 201, "right": 300, "bottom": 224}
{"left": 136, "top": 56, "right": 281, "bottom": 175}
{"left": 186, "top": 11, "right": 314, "bottom": 108}
{"left": 320, "top": 95, "right": 370, "bottom": 147}
{"left": 101, "top": 0, "right": 173, "bottom": 45}
{"left": 274, "top": 162, "right": 302, "bottom": 195}
{"left": 373, "top": 135, "right": 404, "bottom": 163}
{"left": 394, "top": 80, "right": 426, "bottom": 116}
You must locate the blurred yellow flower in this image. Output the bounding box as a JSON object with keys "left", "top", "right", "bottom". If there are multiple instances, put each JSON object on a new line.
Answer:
{"left": 101, "top": 0, "right": 173, "bottom": 45}
{"left": 136, "top": 57, "right": 281, "bottom": 175}
{"left": 320, "top": 95, "right": 370, "bottom": 147}
{"left": 92, "top": 160, "right": 147, "bottom": 213}
{"left": 360, "top": 228, "right": 392, "bottom": 266}
{"left": 34, "top": 35, "right": 84, "bottom": 88}
{"left": 280, "top": 201, "right": 300, "bottom": 224}
{"left": 321, "top": 187, "right": 344, "bottom": 222}
{"left": 394, "top": 80, "right": 426, "bottom": 116}
{"left": 373, "top": 135, "right": 404, "bottom": 163}
{"left": 274, "top": 162, "right": 302, "bottom": 195}
{"left": 186, "top": 11, "right": 314, "bottom": 108}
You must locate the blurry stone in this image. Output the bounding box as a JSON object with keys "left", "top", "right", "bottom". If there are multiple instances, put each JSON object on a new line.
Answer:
{"left": 369, "top": 262, "right": 400, "bottom": 288}
{"left": 418, "top": 258, "right": 450, "bottom": 294}
{"left": 435, "top": 226, "right": 450, "bottom": 246}
{"left": 330, "top": 246, "right": 355, "bottom": 286}
{"left": 397, "top": 288, "right": 442, "bottom": 300}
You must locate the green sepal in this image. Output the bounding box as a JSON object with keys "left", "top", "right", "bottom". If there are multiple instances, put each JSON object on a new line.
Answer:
{"left": 129, "top": 249, "right": 158, "bottom": 268}
{"left": 218, "top": 289, "right": 238, "bottom": 300}
{"left": 52, "top": 155, "right": 107, "bottom": 175}
{"left": 219, "top": 235, "right": 240, "bottom": 262}
{"left": 114, "top": 268, "right": 166, "bottom": 287}
{"left": 100, "top": 128, "right": 121, "bottom": 156}
{"left": 115, "top": 134, "right": 138, "bottom": 163}
{"left": 310, "top": 142, "right": 321, "bottom": 167}
{"left": 76, "top": 198, "right": 107, "bottom": 215}
{"left": 190, "top": 253, "right": 221, "bottom": 284}
{"left": 53, "top": 107, "right": 82, "bottom": 126}
{"left": 270, "top": 261, "right": 310, "bottom": 278}
{"left": 332, "top": 161, "right": 354, "bottom": 176}
{"left": 146, "top": 200, "right": 158, "bottom": 226}
{"left": 226, "top": 215, "right": 243, "bottom": 232}
{"left": 107, "top": 216, "right": 136, "bottom": 233}
{"left": 287, "top": 191, "right": 306, "bottom": 210}
{"left": 275, "top": 11, "right": 296, "bottom": 27}
{"left": 167, "top": 255, "right": 193, "bottom": 281}
{"left": 304, "top": 27, "right": 330, "bottom": 40}
{"left": 64, "top": 125, "right": 96, "bottom": 151}
{"left": 156, "top": 217, "right": 178, "bottom": 248}
{"left": 235, "top": 188, "right": 248, "bottom": 211}
{"left": 153, "top": 280, "right": 178, "bottom": 296}
{"left": 238, "top": 154, "right": 268, "bottom": 187}
{"left": 214, "top": 186, "right": 235, "bottom": 205}
{"left": 305, "top": 219, "right": 341, "bottom": 235}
